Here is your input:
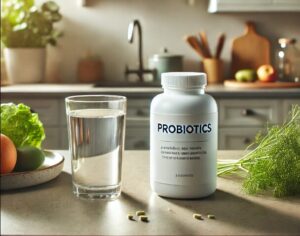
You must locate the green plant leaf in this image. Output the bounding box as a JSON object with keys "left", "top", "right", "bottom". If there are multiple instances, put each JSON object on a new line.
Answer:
{"left": 217, "top": 105, "right": 300, "bottom": 197}
{"left": 29, "top": 6, "right": 38, "bottom": 13}
{"left": 47, "top": 37, "right": 56, "bottom": 46}
{"left": 50, "top": 12, "right": 62, "bottom": 22}
{"left": 42, "top": 1, "right": 59, "bottom": 12}
{"left": 15, "top": 10, "right": 26, "bottom": 23}
{"left": 1, "top": 0, "right": 62, "bottom": 48}
{"left": 23, "top": 0, "right": 35, "bottom": 9}
{"left": 12, "top": 22, "right": 27, "bottom": 31}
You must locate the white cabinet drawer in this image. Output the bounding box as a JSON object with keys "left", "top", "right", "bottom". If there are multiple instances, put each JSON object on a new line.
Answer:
{"left": 60, "top": 100, "right": 68, "bottom": 125}
{"left": 125, "top": 127, "right": 149, "bottom": 150}
{"left": 126, "top": 119, "right": 149, "bottom": 150}
{"left": 127, "top": 99, "right": 151, "bottom": 118}
{"left": 42, "top": 127, "right": 60, "bottom": 149}
{"left": 1, "top": 98, "right": 60, "bottom": 126}
{"left": 43, "top": 126, "right": 69, "bottom": 150}
{"left": 60, "top": 127, "right": 69, "bottom": 150}
{"left": 219, "top": 99, "right": 279, "bottom": 126}
{"left": 219, "top": 127, "right": 265, "bottom": 150}
{"left": 282, "top": 99, "right": 300, "bottom": 122}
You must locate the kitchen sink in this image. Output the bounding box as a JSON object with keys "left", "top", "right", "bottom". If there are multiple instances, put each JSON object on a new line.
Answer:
{"left": 94, "top": 80, "right": 161, "bottom": 87}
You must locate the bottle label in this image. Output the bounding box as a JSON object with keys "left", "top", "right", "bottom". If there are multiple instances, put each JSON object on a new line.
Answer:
{"left": 150, "top": 113, "right": 217, "bottom": 186}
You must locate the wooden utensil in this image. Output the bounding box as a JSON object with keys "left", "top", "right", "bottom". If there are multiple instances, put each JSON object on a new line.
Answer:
{"left": 185, "top": 35, "right": 207, "bottom": 59}
{"left": 231, "top": 21, "right": 270, "bottom": 77}
{"left": 199, "top": 31, "right": 212, "bottom": 58}
{"left": 215, "top": 33, "right": 226, "bottom": 59}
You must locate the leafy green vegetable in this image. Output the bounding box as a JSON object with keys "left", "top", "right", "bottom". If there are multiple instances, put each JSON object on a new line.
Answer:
{"left": 217, "top": 105, "right": 300, "bottom": 197}
{"left": 0, "top": 103, "right": 45, "bottom": 148}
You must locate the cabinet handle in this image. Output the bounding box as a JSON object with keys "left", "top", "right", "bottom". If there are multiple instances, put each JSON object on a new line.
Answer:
{"left": 134, "top": 140, "right": 147, "bottom": 149}
{"left": 241, "top": 109, "right": 255, "bottom": 116}
{"left": 136, "top": 109, "right": 148, "bottom": 116}
{"left": 244, "top": 138, "right": 251, "bottom": 144}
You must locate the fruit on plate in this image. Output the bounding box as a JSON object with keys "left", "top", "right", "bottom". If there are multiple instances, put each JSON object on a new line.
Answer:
{"left": 257, "top": 64, "right": 277, "bottom": 82}
{"left": 0, "top": 134, "right": 17, "bottom": 174}
{"left": 235, "top": 69, "right": 256, "bottom": 82}
{"left": 14, "top": 146, "right": 45, "bottom": 172}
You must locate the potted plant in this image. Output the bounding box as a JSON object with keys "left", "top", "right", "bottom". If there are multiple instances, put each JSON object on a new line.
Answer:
{"left": 1, "top": 0, "right": 62, "bottom": 84}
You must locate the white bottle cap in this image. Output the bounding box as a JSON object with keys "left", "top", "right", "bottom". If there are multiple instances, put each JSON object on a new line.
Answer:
{"left": 161, "top": 72, "right": 207, "bottom": 89}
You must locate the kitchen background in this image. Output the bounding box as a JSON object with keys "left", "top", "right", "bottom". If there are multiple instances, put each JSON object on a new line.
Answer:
{"left": 1, "top": 0, "right": 300, "bottom": 151}
{"left": 40, "top": 0, "right": 300, "bottom": 83}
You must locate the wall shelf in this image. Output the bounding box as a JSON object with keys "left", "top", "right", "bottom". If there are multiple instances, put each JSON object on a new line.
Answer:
{"left": 208, "top": 0, "right": 300, "bottom": 13}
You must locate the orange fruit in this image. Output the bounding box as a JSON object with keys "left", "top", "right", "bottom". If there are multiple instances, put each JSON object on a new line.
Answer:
{"left": 1, "top": 134, "right": 17, "bottom": 174}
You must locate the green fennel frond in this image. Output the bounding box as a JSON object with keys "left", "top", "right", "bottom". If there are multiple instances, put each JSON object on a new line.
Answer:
{"left": 217, "top": 104, "right": 300, "bottom": 197}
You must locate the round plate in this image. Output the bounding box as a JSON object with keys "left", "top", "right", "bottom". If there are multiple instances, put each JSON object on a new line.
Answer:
{"left": 0, "top": 150, "right": 64, "bottom": 190}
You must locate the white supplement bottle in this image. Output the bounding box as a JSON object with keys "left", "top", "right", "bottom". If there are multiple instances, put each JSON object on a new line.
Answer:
{"left": 150, "top": 72, "right": 218, "bottom": 198}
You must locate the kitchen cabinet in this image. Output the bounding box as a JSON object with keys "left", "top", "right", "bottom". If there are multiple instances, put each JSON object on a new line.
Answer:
{"left": 126, "top": 98, "right": 300, "bottom": 150}
{"left": 283, "top": 99, "right": 300, "bottom": 120}
{"left": 1, "top": 84, "right": 299, "bottom": 150}
{"left": 218, "top": 99, "right": 279, "bottom": 150}
{"left": 219, "top": 127, "right": 262, "bottom": 150}
{"left": 0, "top": 97, "right": 66, "bottom": 149}
{"left": 125, "top": 121, "right": 149, "bottom": 149}
{"left": 208, "top": 0, "right": 300, "bottom": 13}
{"left": 219, "top": 99, "right": 280, "bottom": 126}
{"left": 126, "top": 98, "right": 150, "bottom": 150}
{"left": 0, "top": 96, "right": 153, "bottom": 150}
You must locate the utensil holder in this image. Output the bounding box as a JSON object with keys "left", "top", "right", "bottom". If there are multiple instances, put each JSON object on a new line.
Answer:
{"left": 203, "top": 58, "right": 224, "bottom": 84}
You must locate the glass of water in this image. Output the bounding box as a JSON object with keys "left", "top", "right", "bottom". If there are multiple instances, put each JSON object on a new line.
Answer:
{"left": 65, "top": 95, "right": 126, "bottom": 200}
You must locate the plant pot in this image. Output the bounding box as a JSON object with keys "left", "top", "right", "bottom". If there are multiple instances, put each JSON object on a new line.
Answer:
{"left": 4, "top": 48, "right": 46, "bottom": 84}
{"left": 1, "top": 58, "right": 9, "bottom": 86}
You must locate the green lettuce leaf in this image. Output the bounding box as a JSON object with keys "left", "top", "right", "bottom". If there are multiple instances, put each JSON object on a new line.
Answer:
{"left": 0, "top": 103, "right": 45, "bottom": 148}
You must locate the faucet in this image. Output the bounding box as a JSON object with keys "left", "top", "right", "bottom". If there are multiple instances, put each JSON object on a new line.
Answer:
{"left": 125, "top": 19, "right": 155, "bottom": 82}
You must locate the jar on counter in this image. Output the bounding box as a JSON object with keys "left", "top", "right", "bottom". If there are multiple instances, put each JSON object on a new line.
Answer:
{"left": 77, "top": 51, "right": 103, "bottom": 83}
{"left": 276, "top": 38, "right": 300, "bottom": 82}
{"left": 148, "top": 48, "right": 183, "bottom": 81}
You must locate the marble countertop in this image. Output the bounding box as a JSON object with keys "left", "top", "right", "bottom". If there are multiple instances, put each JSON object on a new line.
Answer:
{"left": 1, "top": 84, "right": 300, "bottom": 98}
{"left": 1, "top": 150, "right": 300, "bottom": 235}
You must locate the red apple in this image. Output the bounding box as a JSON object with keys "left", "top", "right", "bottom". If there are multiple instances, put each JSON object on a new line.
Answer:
{"left": 257, "top": 65, "right": 277, "bottom": 82}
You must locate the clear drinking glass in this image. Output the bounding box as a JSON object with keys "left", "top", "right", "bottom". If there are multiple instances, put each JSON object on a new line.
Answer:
{"left": 65, "top": 95, "right": 126, "bottom": 200}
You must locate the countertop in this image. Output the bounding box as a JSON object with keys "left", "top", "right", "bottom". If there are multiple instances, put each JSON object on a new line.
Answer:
{"left": 1, "top": 84, "right": 300, "bottom": 98}
{"left": 1, "top": 150, "right": 300, "bottom": 235}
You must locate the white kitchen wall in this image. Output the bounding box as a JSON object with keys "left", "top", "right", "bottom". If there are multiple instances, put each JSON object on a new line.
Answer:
{"left": 40, "top": 0, "right": 300, "bottom": 83}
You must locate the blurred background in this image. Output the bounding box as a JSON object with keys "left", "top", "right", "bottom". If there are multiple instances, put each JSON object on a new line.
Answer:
{"left": 2, "top": 0, "right": 300, "bottom": 83}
